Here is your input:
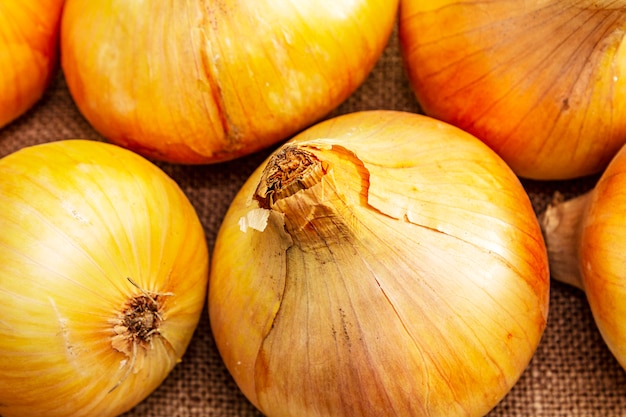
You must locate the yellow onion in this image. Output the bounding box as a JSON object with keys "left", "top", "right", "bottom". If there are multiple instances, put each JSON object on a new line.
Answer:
{"left": 0, "top": 140, "right": 209, "bottom": 417}
{"left": 399, "top": 1, "right": 626, "bottom": 180}
{"left": 0, "top": 0, "right": 64, "bottom": 128}
{"left": 209, "top": 110, "right": 550, "bottom": 417}
{"left": 541, "top": 143, "right": 626, "bottom": 371}
{"left": 60, "top": 0, "right": 398, "bottom": 164}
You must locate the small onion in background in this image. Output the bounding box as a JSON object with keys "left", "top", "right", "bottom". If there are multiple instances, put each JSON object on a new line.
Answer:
{"left": 542, "top": 143, "right": 626, "bottom": 371}
{"left": 60, "top": 0, "right": 399, "bottom": 164}
{"left": 399, "top": 0, "right": 626, "bottom": 180}
{"left": 0, "top": 0, "right": 64, "bottom": 128}
{"left": 210, "top": 111, "right": 550, "bottom": 417}
{"left": 0, "top": 140, "right": 209, "bottom": 417}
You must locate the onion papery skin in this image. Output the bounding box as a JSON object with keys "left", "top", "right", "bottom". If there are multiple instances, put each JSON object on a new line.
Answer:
{"left": 209, "top": 110, "right": 550, "bottom": 417}
{"left": 0, "top": 0, "right": 64, "bottom": 129}
{"left": 399, "top": 1, "right": 626, "bottom": 180}
{"left": 0, "top": 140, "right": 209, "bottom": 417}
{"left": 579, "top": 144, "right": 626, "bottom": 370}
{"left": 60, "top": 0, "right": 398, "bottom": 164}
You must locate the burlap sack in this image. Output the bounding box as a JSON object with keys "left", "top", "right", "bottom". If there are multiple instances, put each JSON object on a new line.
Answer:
{"left": 2, "top": 23, "right": 624, "bottom": 417}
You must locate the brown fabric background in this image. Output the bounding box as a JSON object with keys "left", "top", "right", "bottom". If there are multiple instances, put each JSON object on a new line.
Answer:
{"left": 2, "top": 23, "right": 626, "bottom": 417}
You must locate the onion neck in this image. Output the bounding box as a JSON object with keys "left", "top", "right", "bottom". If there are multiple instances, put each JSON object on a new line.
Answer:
{"left": 253, "top": 144, "right": 358, "bottom": 252}
{"left": 108, "top": 278, "right": 174, "bottom": 391}
{"left": 539, "top": 192, "right": 592, "bottom": 291}
{"left": 254, "top": 145, "right": 328, "bottom": 209}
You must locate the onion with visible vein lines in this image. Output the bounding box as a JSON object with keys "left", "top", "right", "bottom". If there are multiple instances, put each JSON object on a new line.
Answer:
{"left": 0, "top": 140, "right": 209, "bottom": 417}
{"left": 209, "top": 110, "right": 550, "bottom": 417}
{"left": 399, "top": 0, "right": 626, "bottom": 180}
{"left": 541, "top": 142, "right": 626, "bottom": 373}
{"left": 60, "top": 0, "right": 398, "bottom": 164}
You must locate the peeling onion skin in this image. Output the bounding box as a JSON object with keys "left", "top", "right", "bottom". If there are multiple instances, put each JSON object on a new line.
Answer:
{"left": 0, "top": 140, "right": 209, "bottom": 417}
{"left": 0, "top": 0, "right": 64, "bottom": 129}
{"left": 399, "top": 1, "right": 626, "bottom": 180}
{"left": 60, "top": 0, "right": 399, "bottom": 164}
{"left": 209, "top": 110, "right": 550, "bottom": 417}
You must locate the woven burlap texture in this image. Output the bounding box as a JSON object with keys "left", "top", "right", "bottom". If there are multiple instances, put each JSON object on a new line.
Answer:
{"left": 1, "top": 24, "right": 625, "bottom": 417}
